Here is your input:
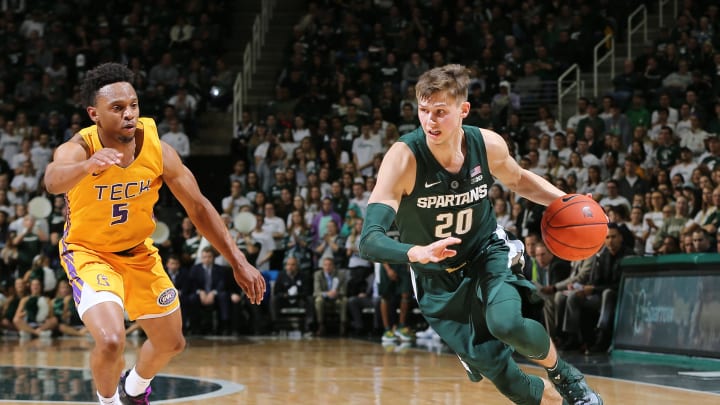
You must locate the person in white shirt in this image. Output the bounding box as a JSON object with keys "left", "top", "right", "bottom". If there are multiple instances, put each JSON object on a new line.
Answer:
{"left": 221, "top": 180, "right": 251, "bottom": 217}
{"left": 598, "top": 179, "right": 631, "bottom": 212}
{"left": 351, "top": 124, "right": 382, "bottom": 177}
{"left": 251, "top": 215, "right": 276, "bottom": 272}
{"left": 160, "top": 118, "right": 190, "bottom": 159}
{"left": 674, "top": 103, "right": 693, "bottom": 136}
{"left": 10, "top": 137, "right": 32, "bottom": 172}
{"left": 651, "top": 93, "right": 679, "bottom": 125}
{"left": 0, "top": 124, "right": 22, "bottom": 163}
{"left": 10, "top": 160, "right": 38, "bottom": 203}
{"left": 669, "top": 147, "right": 698, "bottom": 183}
{"left": 679, "top": 115, "right": 709, "bottom": 156}
{"left": 565, "top": 97, "right": 589, "bottom": 131}
{"left": 291, "top": 115, "right": 310, "bottom": 143}
{"left": 575, "top": 139, "right": 601, "bottom": 169}
{"left": 30, "top": 133, "right": 52, "bottom": 175}
{"left": 167, "top": 87, "right": 197, "bottom": 123}
{"left": 348, "top": 182, "right": 369, "bottom": 217}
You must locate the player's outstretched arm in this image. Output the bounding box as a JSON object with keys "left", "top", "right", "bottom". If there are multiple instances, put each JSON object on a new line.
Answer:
{"left": 161, "top": 142, "right": 265, "bottom": 304}
{"left": 482, "top": 128, "right": 564, "bottom": 206}
{"left": 359, "top": 142, "right": 460, "bottom": 264}
{"left": 44, "top": 135, "right": 123, "bottom": 194}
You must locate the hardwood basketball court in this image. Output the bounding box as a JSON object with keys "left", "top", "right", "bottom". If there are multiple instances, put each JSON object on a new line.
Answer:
{"left": 1, "top": 335, "right": 718, "bottom": 404}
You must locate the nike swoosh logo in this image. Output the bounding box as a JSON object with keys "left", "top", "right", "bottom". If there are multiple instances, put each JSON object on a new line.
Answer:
{"left": 425, "top": 180, "right": 441, "bottom": 188}
{"left": 561, "top": 194, "right": 579, "bottom": 203}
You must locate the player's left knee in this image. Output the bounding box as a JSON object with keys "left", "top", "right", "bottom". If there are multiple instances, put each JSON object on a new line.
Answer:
{"left": 161, "top": 334, "right": 186, "bottom": 355}
{"left": 487, "top": 316, "right": 524, "bottom": 342}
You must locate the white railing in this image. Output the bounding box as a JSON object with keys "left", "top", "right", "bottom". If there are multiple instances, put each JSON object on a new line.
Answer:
{"left": 658, "top": 0, "right": 678, "bottom": 27}
{"left": 556, "top": 64, "right": 581, "bottom": 126}
{"left": 627, "top": 5, "right": 647, "bottom": 60}
{"left": 232, "top": 0, "right": 277, "bottom": 134}
{"left": 593, "top": 34, "right": 614, "bottom": 98}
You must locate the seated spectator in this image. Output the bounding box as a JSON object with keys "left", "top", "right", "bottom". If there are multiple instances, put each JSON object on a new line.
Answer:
{"left": 560, "top": 223, "right": 633, "bottom": 353}
{"left": 579, "top": 165, "right": 607, "bottom": 202}
{"left": 51, "top": 279, "right": 89, "bottom": 337}
{"left": 167, "top": 86, "right": 198, "bottom": 137}
{"left": 653, "top": 126, "right": 680, "bottom": 172}
{"left": 611, "top": 59, "right": 644, "bottom": 109}
{"left": 540, "top": 255, "right": 594, "bottom": 346}
{"left": 184, "top": 247, "right": 230, "bottom": 335}
{"left": 22, "top": 254, "right": 56, "bottom": 296}
{"left": 565, "top": 97, "right": 589, "bottom": 132}
{"left": 599, "top": 179, "right": 631, "bottom": 212}
{"left": 625, "top": 93, "right": 652, "bottom": 131}
{"left": 617, "top": 157, "right": 650, "bottom": 203}
{"left": 148, "top": 52, "right": 180, "bottom": 91}
{"left": 273, "top": 256, "right": 313, "bottom": 332}
{"left": 652, "top": 197, "right": 691, "bottom": 252}
{"left": 313, "top": 257, "right": 348, "bottom": 336}
{"left": 1, "top": 278, "right": 27, "bottom": 335}
{"left": 692, "top": 229, "right": 716, "bottom": 253}
{"left": 514, "top": 62, "right": 543, "bottom": 104}
{"left": 378, "top": 261, "right": 416, "bottom": 344}
{"left": 669, "top": 147, "right": 698, "bottom": 185}
{"left": 347, "top": 264, "right": 379, "bottom": 335}
{"left": 13, "top": 278, "right": 56, "bottom": 339}
{"left": 604, "top": 104, "right": 631, "bottom": 147}
{"left": 651, "top": 93, "right": 679, "bottom": 126}
{"left": 400, "top": 51, "right": 428, "bottom": 94}
{"left": 679, "top": 115, "right": 709, "bottom": 157}
{"left": 164, "top": 255, "right": 190, "bottom": 331}
{"left": 491, "top": 81, "right": 521, "bottom": 127}
{"left": 531, "top": 242, "right": 572, "bottom": 340}
{"left": 160, "top": 118, "right": 190, "bottom": 159}
{"left": 250, "top": 215, "right": 276, "bottom": 272}
{"left": 661, "top": 59, "right": 692, "bottom": 100}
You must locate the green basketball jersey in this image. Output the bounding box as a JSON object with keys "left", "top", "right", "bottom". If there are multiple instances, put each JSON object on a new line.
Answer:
{"left": 396, "top": 126, "right": 497, "bottom": 272}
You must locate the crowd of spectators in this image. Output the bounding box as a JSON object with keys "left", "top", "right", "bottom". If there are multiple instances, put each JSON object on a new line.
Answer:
{"left": 0, "top": 0, "right": 240, "bottom": 339}
{"left": 3, "top": 0, "right": 720, "bottom": 351}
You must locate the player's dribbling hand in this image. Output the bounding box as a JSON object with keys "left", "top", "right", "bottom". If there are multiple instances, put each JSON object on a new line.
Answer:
{"left": 86, "top": 148, "right": 123, "bottom": 175}
{"left": 233, "top": 265, "right": 266, "bottom": 305}
{"left": 408, "top": 237, "right": 461, "bottom": 264}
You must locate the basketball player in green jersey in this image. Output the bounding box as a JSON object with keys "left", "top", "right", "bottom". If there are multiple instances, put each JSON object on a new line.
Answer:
{"left": 360, "top": 64, "right": 602, "bottom": 405}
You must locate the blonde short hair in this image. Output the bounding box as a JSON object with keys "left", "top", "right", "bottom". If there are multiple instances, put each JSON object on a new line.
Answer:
{"left": 415, "top": 64, "right": 470, "bottom": 105}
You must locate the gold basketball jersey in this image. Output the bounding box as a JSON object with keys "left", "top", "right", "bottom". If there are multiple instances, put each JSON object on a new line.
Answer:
{"left": 63, "top": 117, "right": 163, "bottom": 252}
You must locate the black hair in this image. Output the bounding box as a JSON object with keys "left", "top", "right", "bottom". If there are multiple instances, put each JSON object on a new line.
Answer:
{"left": 80, "top": 62, "right": 134, "bottom": 107}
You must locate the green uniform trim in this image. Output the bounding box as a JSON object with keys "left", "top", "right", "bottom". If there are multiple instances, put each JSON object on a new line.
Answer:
{"left": 359, "top": 203, "right": 414, "bottom": 263}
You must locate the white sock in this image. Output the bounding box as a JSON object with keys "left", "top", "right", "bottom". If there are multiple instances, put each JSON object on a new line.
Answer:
{"left": 97, "top": 389, "right": 119, "bottom": 405}
{"left": 124, "top": 366, "right": 153, "bottom": 397}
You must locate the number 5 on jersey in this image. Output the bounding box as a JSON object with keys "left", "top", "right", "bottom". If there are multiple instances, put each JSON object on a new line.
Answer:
{"left": 111, "top": 203, "right": 129, "bottom": 225}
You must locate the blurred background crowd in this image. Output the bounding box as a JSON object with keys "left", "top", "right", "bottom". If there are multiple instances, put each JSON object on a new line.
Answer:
{"left": 0, "top": 0, "right": 719, "bottom": 355}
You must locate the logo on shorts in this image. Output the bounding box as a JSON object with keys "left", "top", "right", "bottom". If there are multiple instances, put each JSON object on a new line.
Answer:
{"left": 157, "top": 288, "right": 178, "bottom": 307}
{"left": 96, "top": 274, "right": 110, "bottom": 287}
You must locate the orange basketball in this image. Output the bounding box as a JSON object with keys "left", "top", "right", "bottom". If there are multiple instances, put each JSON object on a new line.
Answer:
{"left": 541, "top": 194, "right": 609, "bottom": 261}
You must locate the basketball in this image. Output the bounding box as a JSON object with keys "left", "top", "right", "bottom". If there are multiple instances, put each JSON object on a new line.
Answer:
{"left": 541, "top": 194, "right": 609, "bottom": 261}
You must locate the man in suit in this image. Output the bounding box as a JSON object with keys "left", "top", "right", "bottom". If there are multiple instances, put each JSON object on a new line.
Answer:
{"left": 538, "top": 255, "right": 595, "bottom": 347}
{"left": 273, "top": 256, "right": 313, "bottom": 332}
{"left": 313, "top": 257, "right": 348, "bottom": 336}
{"left": 184, "top": 247, "right": 230, "bottom": 334}
{"left": 531, "top": 242, "right": 571, "bottom": 338}
{"left": 561, "top": 223, "right": 633, "bottom": 352}
{"left": 164, "top": 255, "right": 190, "bottom": 332}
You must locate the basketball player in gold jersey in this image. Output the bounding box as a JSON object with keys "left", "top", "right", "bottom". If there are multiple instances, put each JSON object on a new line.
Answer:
{"left": 44, "top": 63, "right": 266, "bottom": 405}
